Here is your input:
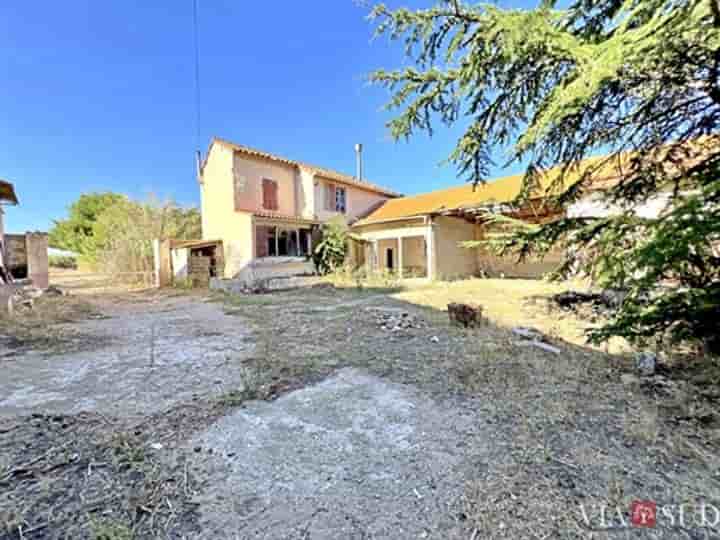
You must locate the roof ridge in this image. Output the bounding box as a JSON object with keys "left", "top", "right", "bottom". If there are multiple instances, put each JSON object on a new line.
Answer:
{"left": 211, "top": 137, "right": 402, "bottom": 198}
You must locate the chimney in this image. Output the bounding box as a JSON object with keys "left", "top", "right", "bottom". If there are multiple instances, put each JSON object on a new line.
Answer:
{"left": 355, "top": 143, "right": 363, "bottom": 181}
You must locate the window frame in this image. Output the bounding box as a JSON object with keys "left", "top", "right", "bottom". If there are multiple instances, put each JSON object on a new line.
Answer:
{"left": 334, "top": 185, "right": 347, "bottom": 214}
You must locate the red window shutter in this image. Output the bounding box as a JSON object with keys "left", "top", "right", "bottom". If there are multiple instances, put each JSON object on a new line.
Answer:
{"left": 262, "top": 179, "right": 278, "bottom": 211}
{"left": 262, "top": 179, "right": 270, "bottom": 209}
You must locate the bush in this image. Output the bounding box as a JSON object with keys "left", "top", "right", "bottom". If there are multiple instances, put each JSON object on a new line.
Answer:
{"left": 312, "top": 219, "right": 348, "bottom": 275}
{"left": 48, "top": 255, "right": 78, "bottom": 269}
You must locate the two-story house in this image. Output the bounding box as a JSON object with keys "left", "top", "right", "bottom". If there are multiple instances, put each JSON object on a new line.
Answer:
{"left": 199, "top": 138, "right": 401, "bottom": 281}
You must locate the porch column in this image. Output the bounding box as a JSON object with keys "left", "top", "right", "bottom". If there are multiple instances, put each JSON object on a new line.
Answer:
{"left": 426, "top": 220, "right": 436, "bottom": 280}
{"left": 397, "top": 236, "right": 404, "bottom": 278}
{"left": 373, "top": 240, "right": 379, "bottom": 271}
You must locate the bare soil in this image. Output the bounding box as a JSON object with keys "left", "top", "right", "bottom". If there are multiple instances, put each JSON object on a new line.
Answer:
{"left": 1, "top": 276, "right": 719, "bottom": 539}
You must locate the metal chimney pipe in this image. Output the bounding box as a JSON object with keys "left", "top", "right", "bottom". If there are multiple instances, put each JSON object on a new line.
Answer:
{"left": 355, "top": 143, "right": 363, "bottom": 181}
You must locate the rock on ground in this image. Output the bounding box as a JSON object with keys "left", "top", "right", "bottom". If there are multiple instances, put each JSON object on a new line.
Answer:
{"left": 188, "top": 368, "right": 488, "bottom": 540}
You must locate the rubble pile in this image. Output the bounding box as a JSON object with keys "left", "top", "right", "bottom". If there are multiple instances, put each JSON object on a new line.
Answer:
{"left": 367, "top": 308, "right": 426, "bottom": 333}
{"left": 7, "top": 285, "right": 66, "bottom": 314}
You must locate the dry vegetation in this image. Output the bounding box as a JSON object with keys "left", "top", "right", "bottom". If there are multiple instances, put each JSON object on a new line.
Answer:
{"left": 2, "top": 276, "right": 720, "bottom": 538}
{"left": 216, "top": 281, "right": 720, "bottom": 538}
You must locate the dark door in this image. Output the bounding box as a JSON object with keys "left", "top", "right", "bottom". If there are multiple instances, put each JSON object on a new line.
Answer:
{"left": 386, "top": 248, "right": 394, "bottom": 270}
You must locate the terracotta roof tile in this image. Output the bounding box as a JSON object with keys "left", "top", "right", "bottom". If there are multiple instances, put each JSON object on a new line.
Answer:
{"left": 353, "top": 155, "right": 632, "bottom": 226}
{"left": 211, "top": 138, "right": 402, "bottom": 198}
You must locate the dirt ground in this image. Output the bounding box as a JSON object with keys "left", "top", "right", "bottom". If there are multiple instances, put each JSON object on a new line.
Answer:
{"left": 2, "top": 274, "right": 720, "bottom": 539}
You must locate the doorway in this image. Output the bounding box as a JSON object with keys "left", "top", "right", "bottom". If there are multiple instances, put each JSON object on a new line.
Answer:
{"left": 386, "top": 247, "right": 394, "bottom": 271}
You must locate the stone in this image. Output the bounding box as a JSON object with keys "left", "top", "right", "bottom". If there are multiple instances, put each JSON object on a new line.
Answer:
{"left": 512, "top": 327, "right": 546, "bottom": 342}
{"left": 447, "top": 303, "right": 483, "bottom": 328}
{"left": 635, "top": 352, "right": 657, "bottom": 376}
{"left": 621, "top": 373, "right": 640, "bottom": 386}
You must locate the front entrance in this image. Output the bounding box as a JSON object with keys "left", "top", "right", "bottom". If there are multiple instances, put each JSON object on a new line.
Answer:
{"left": 386, "top": 247, "right": 394, "bottom": 271}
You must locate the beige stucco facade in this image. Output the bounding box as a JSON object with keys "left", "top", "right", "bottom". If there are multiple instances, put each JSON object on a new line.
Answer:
{"left": 200, "top": 140, "right": 396, "bottom": 279}
{"left": 200, "top": 142, "right": 255, "bottom": 277}
{"left": 353, "top": 214, "right": 564, "bottom": 281}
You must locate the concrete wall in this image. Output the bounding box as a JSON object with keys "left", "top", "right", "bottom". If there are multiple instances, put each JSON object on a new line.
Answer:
{"left": 475, "top": 248, "right": 564, "bottom": 278}
{"left": 377, "top": 239, "right": 398, "bottom": 271}
{"left": 26, "top": 233, "right": 49, "bottom": 289}
{"left": 171, "top": 247, "right": 189, "bottom": 280}
{"left": 200, "top": 143, "right": 254, "bottom": 278}
{"left": 402, "top": 236, "right": 427, "bottom": 275}
{"left": 234, "top": 256, "right": 314, "bottom": 287}
{"left": 434, "top": 216, "right": 478, "bottom": 280}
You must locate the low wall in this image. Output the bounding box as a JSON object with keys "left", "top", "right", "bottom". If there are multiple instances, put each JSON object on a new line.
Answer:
{"left": 212, "top": 256, "right": 318, "bottom": 292}
{"left": 211, "top": 274, "right": 323, "bottom": 294}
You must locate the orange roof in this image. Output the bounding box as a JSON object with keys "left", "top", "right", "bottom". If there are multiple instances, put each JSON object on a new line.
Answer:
{"left": 208, "top": 138, "right": 402, "bottom": 198}
{"left": 353, "top": 154, "right": 633, "bottom": 226}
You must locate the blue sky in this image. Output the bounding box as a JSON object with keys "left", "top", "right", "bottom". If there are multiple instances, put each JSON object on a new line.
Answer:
{"left": 1, "top": 1, "right": 534, "bottom": 232}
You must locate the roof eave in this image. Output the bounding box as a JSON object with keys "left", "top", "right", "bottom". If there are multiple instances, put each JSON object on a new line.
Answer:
{"left": 0, "top": 181, "right": 19, "bottom": 206}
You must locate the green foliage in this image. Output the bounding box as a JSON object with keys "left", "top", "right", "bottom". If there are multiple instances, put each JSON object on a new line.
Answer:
{"left": 371, "top": 0, "right": 720, "bottom": 352}
{"left": 50, "top": 192, "right": 201, "bottom": 276}
{"left": 312, "top": 219, "right": 349, "bottom": 275}
{"left": 49, "top": 193, "right": 125, "bottom": 257}
{"left": 48, "top": 255, "right": 78, "bottom": 269}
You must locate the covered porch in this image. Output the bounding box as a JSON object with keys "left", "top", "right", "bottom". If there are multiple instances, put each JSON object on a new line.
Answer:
{"left": 354, "top": 217, "right": 436, "bottom": 280}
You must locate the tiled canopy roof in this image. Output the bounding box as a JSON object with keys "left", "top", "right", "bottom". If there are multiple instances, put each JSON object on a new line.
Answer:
{"left": 352, "top": 154, "right": 637, "bottom": 226}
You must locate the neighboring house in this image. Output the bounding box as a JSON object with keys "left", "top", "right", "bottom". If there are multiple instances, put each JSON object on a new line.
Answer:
{"left": 199, "top": 138, "right": 401, "bottom": 281}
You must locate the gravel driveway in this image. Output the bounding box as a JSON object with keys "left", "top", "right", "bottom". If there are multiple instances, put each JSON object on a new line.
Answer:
{"left": 0, "top": 293, "right": 253, "bottom": 417}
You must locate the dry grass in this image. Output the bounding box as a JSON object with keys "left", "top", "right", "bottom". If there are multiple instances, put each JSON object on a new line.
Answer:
{"left": 393, "top": 277, "right": 633, "bottom": 354}
{"left": 216, "top": 280, "right": 720, "bottom": 538}
{"left": 0, "top": 294, "right": 104, "bottom": 357}
{"left": 3, "top": 279, "right": 719, "bottom": 538}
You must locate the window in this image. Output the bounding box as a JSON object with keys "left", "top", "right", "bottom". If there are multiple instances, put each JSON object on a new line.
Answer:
{"left": 256, "top": 226, "right": 313, "bottom": 258}
{"left": 262, "top": 178, "right": 279, "bottom": 211}
{"left": 324, "top": 183, "right": 346, "bottom": 213}
{"left": 335, "top": 186, "right": 347, "bottom": 213}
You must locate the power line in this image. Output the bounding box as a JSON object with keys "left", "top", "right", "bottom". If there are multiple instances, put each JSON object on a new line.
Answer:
{"left": 192, "top": 0, "right": 202, "bottom": 156}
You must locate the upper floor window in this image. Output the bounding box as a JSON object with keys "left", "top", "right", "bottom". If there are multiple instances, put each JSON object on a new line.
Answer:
{"left": 325, "top": 183, "right": 346, "bottom": 213}
{"left": 335, "top": 186, "right": 347, "bottom": 213}
{"left": 262, "top": 178, "right": 279, "bottom": 211}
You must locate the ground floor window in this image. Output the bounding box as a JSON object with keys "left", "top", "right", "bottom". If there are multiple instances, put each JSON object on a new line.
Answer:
{"left": 256, "top": 225, "right": 313, "bottom": 258}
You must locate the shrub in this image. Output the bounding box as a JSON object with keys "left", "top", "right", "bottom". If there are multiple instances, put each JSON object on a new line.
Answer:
{"left": 48, "top": 255, "right": 78, "bottom": 270}
{"left": 312, "top": 219, "right": 349, "bottom": 275}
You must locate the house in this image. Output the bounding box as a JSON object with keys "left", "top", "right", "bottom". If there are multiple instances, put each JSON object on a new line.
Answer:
{"left": 350, "top": 169, "right": 568, "bottom": 280}
{"left": 350, "top": 153, "right": 674, "bottom": 280}
{"left": 199, "top": 138, "right": 401, "bottom": 282}
{"left": 198, "top": 138, "right": 705, "bottom": 286}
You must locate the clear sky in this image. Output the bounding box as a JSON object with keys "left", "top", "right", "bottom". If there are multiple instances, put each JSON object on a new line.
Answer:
{"left": 1, "top": 1, "right": 534, "bottom": 232}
